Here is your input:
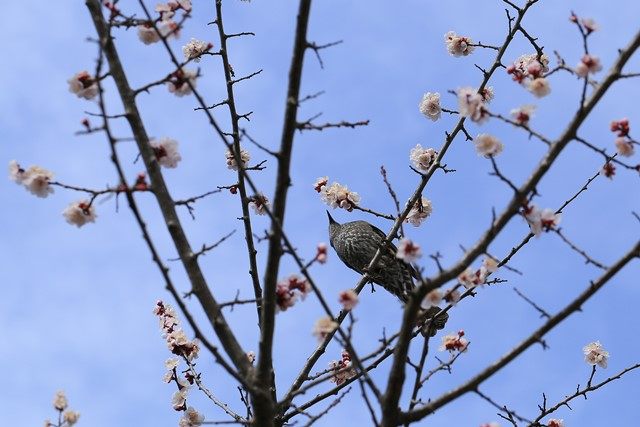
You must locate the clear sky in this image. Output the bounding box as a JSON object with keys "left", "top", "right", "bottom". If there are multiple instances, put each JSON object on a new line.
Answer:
{"left": 2, "top": 1, "right": 639, "bottom": 426}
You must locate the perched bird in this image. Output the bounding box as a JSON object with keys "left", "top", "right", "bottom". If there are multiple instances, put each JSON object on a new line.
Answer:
{"left": 327, "top": 211, "right": 448, "bottom": 336}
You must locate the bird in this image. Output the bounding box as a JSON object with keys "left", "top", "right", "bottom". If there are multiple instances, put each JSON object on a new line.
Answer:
{"left": 327, "top": 211, "right": 448, "bottom": 336}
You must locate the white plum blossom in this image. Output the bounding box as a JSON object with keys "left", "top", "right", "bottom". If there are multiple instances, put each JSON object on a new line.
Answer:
{"left": 419, "top": 92, "right": 442, "bottom": 121}
{"left": 405, "top": 197, "right": 433, "bottom": 227}
{"left": 175, "top": 0, "right": 192, "bottom": 12}
{"left": 457, "top": 87, "right": 488, "bottom": 124}
{"left": 154, "top": 301, "right": 201, "bottom": 361}
{"left": 246, "top": 351, "right": 256, "bottom": 364}
{"left": 158, "top": 19, "right": 180, "bottom": 39}
{"left": 583, "top": 341, "right": 609, "bottom": 368}
{"left": 167, "top": 69, "right": 198, "bottom": 97}
{"left": 480, "top": 86, "right": 495, "bottom": 103}
{"left": 439, "top": 330, "right": 468, "bottom": 352}
{"left": 172, "top": 389, "right": 189, "bottom": 411}
{"left": 396, "top": 238, "right": 422, "bottom": 263}
{"left": 410, "top": 144, "right": 438, "bottom": 171}
{"left": 155, "top": 3, "right": 175, "bottom": 20}
{"left": 320, "top": 181, "right": 360, "bottom": 212}
{"left": 63, "top": 200, "right": 97, "bottom": 228}
{"left": 8, "top": 160, "right": 26, "bottom": 184}
{"left": 575, "top": 54, "right": 602, "bottom": 77}
{"left": 458, "top": 267, "right": 484, "bottom": 289}
{"left": 165, "top": 357, "right": 179, "bottom": 371}
{"left": 150, "top": 137, "right": 182, "bottom": 168}
{"left": 444, "top": 31, "right": 475, "bottom": 57}
{"left": 510, "top": 105, "right": 536, "bottom": 125}
{"left": 53, "top": 391, "right": 68, "bottom": 411}
{"left": 315, "top": 242, "right": 328, "bottom": 263}
{"left": 182, "top": 38, "right": 212, "bottom": 62}
{"left": 137, "top": 23, "right": 160, "bottom": 44}
{"left": 226, "top": 147, "right": 250, "bottom": 170}
{"left": 63, "top": 411, "right": 80, "bottom": 426}
{"left": 614, "top": 137, "right": 635, "bottom": 157}
{"left": 249, "top": 194, "right": 269, "bottom": 215}
{"left": 67, "top": 71, "right": 98, "bottom": 100}
{"left": 474, "top": 134, "right": 503, "bottom": 157}
{"left": 276, "top": 274, "right": 312, "bottom": 312}
{"left": 338, "top": 289, "right": 359, "bottom": 310}
{"left": 10, "top": 162, "right": 55, "bottom": 198}
{"left": 523, "top": 205, "right": 561, "bottom": 236}
{"left": 422, "top": 289, "right": 443, "bottom": 309}
{"left": 179, "top": 407, "right": 205, "bottom": 427}
{"left": 581, "top": 18, "right": 599, "bottom": 33}
{"left": 313, "top": 316, "right": 338, "bottom": 341}
{"left": 328, "top": 350, "right": 356, "bottom": 385}
{"left": 314, "top": 176, "right": 328, "bottom": 193}
{"left": 527, "top": 77, "right": 551, "bottom": 98}
{"left": 444, "top": 288, "right": 462, "bottom": 305}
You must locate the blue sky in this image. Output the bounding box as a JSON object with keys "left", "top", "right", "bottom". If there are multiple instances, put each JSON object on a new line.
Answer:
{"left": 2, "top": 1, "right": 639, "bottom": 426}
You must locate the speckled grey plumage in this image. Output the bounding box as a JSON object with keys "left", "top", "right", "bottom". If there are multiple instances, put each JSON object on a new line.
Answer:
{"left": 327, "top": 211, "right": 448, "bottom": 335}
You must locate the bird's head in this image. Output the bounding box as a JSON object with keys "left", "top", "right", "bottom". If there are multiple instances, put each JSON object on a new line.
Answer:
{"left": 326, "top": 210, "right": 340, "bottom": 243}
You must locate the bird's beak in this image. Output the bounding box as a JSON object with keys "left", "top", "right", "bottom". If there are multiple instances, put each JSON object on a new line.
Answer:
{"left": 326, "top": 210, "right": 336, "bottom": 224}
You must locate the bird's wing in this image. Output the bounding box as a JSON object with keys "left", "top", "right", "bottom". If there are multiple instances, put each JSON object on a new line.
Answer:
{"left": 368, "top": 222, "right": 420, "bottom": 281}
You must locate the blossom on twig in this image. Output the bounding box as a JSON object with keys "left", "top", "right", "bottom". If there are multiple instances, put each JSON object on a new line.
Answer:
{"left": 67, "top": 71, "right": 98, "bottom": 100}
{"left": 320, "top": 181, "right": 361, "bottom": 212}
{"left": 151, "top": 137, "right": 182, "bottom": 168}
{"left": 410, "top": 144, "right": 438, "bottom": 171}
{"left": 583, "top": 341, "right": 609, "bottom": 368}
{"left": 63, "top": 200, "right": 97, "bottom": 228}
{"left": 396, "top": 238, "right": 422, "bottom": 263}
{"left": 405, "top": 197, "right": 433, "bottom": 227}
{"left": 445, "top": 31, "right": 475, "bottom": 57}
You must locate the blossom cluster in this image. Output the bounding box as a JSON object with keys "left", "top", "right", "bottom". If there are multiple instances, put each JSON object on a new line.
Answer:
{"left": 151, "top": 137, "right": 182, "bottom": 168}
{"left": 328, "top": 349, "right": 357, "bottom": 385}
{"left": 457, "top": 257, "right": 498, "bottom": 289}
{"left": 316, "top": 177, "right": 361, "bottom": 212}
{"left": 153, "top": 300, "right": 201, "bottom": 361}
{"left": 276, "top": 274, "right": 312, "bottom": 312}
{"left": 396, "top": 238, "right": 422, "bottom": 263}
{"left": 444, "top": 31, "right": 475, "bottom": 57}
{"left": 522, "top": 204, "right": 562, "bottom": 236}
{"left": 583, "top": 341, "right": 609, "bottom": 368}
{"left": 137, "top": 0, "right": 192, "bottom": 44}
{"left": 439, "top": 330, "right": 469, "bottom": 352}
{"left": 547, "top": 419, "right": 565, "bottom": 427}
{"left": 405, "top": 196, "right": 433, "bottom": 227}
{"left": 610, "top": 118, "right": 635, "bottom": 157}
{"left": 9, "top": 160, "right": 54, "bottom": 198}
{"left": 410, "top": 144, "right": 438, "bottom": 171}
{"left": 507, "top": 53, "right": 551, "bottom": 97}
{"left": 45, "top": 390, "right": 80, "bottom": 427}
